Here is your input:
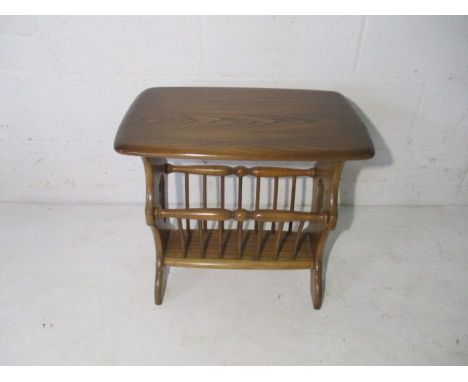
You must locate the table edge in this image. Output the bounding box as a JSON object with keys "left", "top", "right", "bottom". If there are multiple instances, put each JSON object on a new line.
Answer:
{"left": 114, "top": 142, "right": 375, "bottom": 161}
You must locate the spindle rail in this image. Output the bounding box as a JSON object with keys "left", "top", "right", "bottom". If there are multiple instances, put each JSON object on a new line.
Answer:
{"left": 154, "top": 164, "right": 330, "bottom": 265}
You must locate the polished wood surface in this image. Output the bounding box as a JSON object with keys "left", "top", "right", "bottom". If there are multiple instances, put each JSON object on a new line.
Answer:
{"left": 116, "top": 87, "right": 375, "bottom": 309}
{"left": 115, "top": 87, "right": 375, "bottom": 161}
{"left": 155, "top": 208, "right": 328, "bottom": 223}
{"left": 164, "top": 228, "right": 313, "bottom": 267}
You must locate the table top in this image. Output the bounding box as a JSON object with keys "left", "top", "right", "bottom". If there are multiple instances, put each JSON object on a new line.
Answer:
{"left": 114, "top": 87, "right": 375, "bottom": 161}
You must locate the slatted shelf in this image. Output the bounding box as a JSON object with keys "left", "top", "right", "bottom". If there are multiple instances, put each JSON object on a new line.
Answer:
{"left": 163, "top": 228, "right": 314, "bottom": 269}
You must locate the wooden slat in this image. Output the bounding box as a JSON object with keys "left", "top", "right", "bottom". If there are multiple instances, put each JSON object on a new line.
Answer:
{"left": 220, "top": 175, "right": 225, "bottom": 232}
{"left": 237, "top": 222, "right": 243, "bottom": 259}
{"left": 238, "top": 176, "right": 243, "bottom": 208}
{"left": 289, "top": 176, "right": 296, "bottom": 233}
{"left": 176, "top": 218, "right": 186, "bottom": 257}
{"left": 255, "top": 177, "right": 261, "bottom": 232}
{"left": 275, "top": 222, "right": 284, "bottom": 259}
{"left": 256, "top": 222, "right": 263, "bottom": 260}
{"left": 203, "top": 174, "right": 207, "bottom": 232}
{"left": 237, "top": 176, "right": 243, "bottom": 257}
{"left": 198, "top": 220, "right": 204, "bottom": 258}
{"left": 184, "top": 173, "right": 190, "bottom": 231}
{"left": 292, "top": 221, "right": 305, "bottom": 259}
{"left": 218, "top": 221, "right": 223, "bottom": 259}
{"left": 272, "top": 176, "right": 279, "bottom": 232}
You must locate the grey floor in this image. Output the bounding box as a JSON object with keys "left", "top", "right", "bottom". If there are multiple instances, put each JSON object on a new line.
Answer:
{"left": 0, "top": 203, "right": 467, "bottom": 365}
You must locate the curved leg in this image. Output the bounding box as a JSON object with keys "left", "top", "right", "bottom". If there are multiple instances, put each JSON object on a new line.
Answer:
{"left": 154, "top": 256, "right": 168, "bottom": 305}
{"left": 151, "top": 225, "right": 169, "bottom": 305}
{"left": 311, "top": 262, "right": 323, "bottom": 309}
{"left": 310, "top": 231, "right": 329, "bottom": 309}
{"left": 309, "top": 161, "right": 343, "bottom": 309}
{"left": 143, "top": 157, "right": 170, "bottom": 306}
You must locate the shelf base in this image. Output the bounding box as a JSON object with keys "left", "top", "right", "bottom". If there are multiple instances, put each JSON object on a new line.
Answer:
{"left": 163, "top": 228, "right": 314, "bottom": 269}
{"left": 164, "top": 257, "right": 314, "bottom": 270}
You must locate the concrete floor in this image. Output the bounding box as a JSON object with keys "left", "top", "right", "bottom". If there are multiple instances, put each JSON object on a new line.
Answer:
{"left": 0, "top": 203, "right": 467, "bottom": 365}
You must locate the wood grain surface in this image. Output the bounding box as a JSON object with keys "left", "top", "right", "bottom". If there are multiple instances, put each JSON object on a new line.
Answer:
{"left": 114, "top": 87, "right": 375, "bottom": 161}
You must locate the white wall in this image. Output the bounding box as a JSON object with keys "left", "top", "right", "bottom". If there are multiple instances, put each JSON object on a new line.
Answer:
{"left": 1, "top": 16, "right": 467, "bottom": 205}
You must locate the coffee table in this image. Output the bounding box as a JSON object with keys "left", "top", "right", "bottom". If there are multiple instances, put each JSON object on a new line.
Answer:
{"left": 114, "top": 87, "right": 374, "bottom": 309}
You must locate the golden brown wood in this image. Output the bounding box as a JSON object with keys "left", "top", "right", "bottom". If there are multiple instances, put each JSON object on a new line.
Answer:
{"left": 117, "top": 88, "right": 375, "bottom": 309}
{"left": 169, "top": 164, "right": 233, "bottom": 176}
{"left": 292, "top": 221, "right": 305, "bottom": 260}
{"left": 165, "top": 257, "right": 313, "bottom": 270}
{"left": 142, "top": 157, "right": 170, "bottom": 305}
{"left": 256, "top": 222, "right": 264, "bottom": 260}
{"left": 198, "top": 220, "right": 204, "bottom": 258}
{"left": 310, "top": 231, "right": 329, "bottom": 309}
{"left": 289, "top": 176, "right": 297, "bottom": 233}
{"left": 176, "top": 218, "right": 186, "bottom": 258}
{"left": 238, "top": 175, "right": 243, "bottom": 208}
{"left": 220, "top": 175, "right": 225, "bottom": 232}
{"left": 271, "top": 176, "right": 279, "bottom": 233}
{"left": 115, "top": 88, "right": 375, "bottom": 161}
{"left": 275, "top": 222, "right": 284, "bottom": 259}
{"left": 167, "top": 164, "right": 317, "bottom": 178}
{"left": 237, "top": 222, "right": 243, "bottom": 259}
{"left": 164, "top": 227, "right": 312, "bottom": 264}
{"left": 155, "top": 207, "right": 328, "bottom": 223}
{"left": 305, "top": 160, "right": 344, "bottom": 308}
{"left": 255, "top": 177, "right": 260, "bottom": 233}
{"left": 184, "top": 173, "right": 190, "bottom": 231}
{"left": 237, "top": 175, "right": 243, "bottom": 258}
{"left": 218, "top": 221, "right": 223, "bottom": 259}
{"left": 252, "top": 210, "right": 326, "bottom": 223}
{"left": 156, "top": 208, "right": 232, "bottom": 221}
{"left": 314, "top": 178, "right": 324, "bottom": 213}
{"left": 203, "top": 174, "right": 208, "bottom": 232}
{"left": 250, "top": 167, "right": 316, "bottom": 177}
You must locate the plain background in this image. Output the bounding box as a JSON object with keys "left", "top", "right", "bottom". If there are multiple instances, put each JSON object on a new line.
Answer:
{"left": 1, "top": 15, "right": 467, "bottom": 206}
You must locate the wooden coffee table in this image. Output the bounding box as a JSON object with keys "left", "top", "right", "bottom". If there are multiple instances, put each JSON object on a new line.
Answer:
{"left": 114, "top": 87, "right": 374, "bottom": 309}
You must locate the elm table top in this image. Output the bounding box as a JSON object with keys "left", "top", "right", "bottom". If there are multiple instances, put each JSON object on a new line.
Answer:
{"left": 114, "top": 87, "right": 375, "bottom": 161}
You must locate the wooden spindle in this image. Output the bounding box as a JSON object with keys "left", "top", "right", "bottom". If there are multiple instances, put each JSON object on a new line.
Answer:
{"left": 238, "top": 175, "right": 243, "bottom": 208}
{"left": 237, "top": 222, "right": 243, "bottom": 259}
{"left": 255, "top": 176, "right": 261, "bottom": 232}
{"left": 203, "top": 174, "right": 207, "bottom": 232}
{"left": 237, "top": 175, "right": 243, "bottom": 258}
{"left": 275, "top": 222, "right": 284, "bottom": 259}
{"left": 176, "top": 218, "right": 186, "bottom": 257}
{"left": 289, "top": 176, "right": 296, "bottom": 233}
{"left": 220, "top": 175, "right": 225, "bottom": 232}
{"left": 271, "top": 176, "right": 279, "bottom": 232}
{"left": 292, "top": 221, "right": 305, "bottom": 260}
{"left": 198, "top": 220, "right": 204, "bottom": 258}
{"left": 185, "top": 173, "right": 190, "bottom": 231}
{"left": 218, "top": 221, "right": 223, "bottom": 259}
{"left": 256, "top": 221, "right": 263, "bottom": 260}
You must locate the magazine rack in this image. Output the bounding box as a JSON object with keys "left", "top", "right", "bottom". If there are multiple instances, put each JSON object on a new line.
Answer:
{"left": 114, "top": 87, "right": 374, "bottom": 309}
